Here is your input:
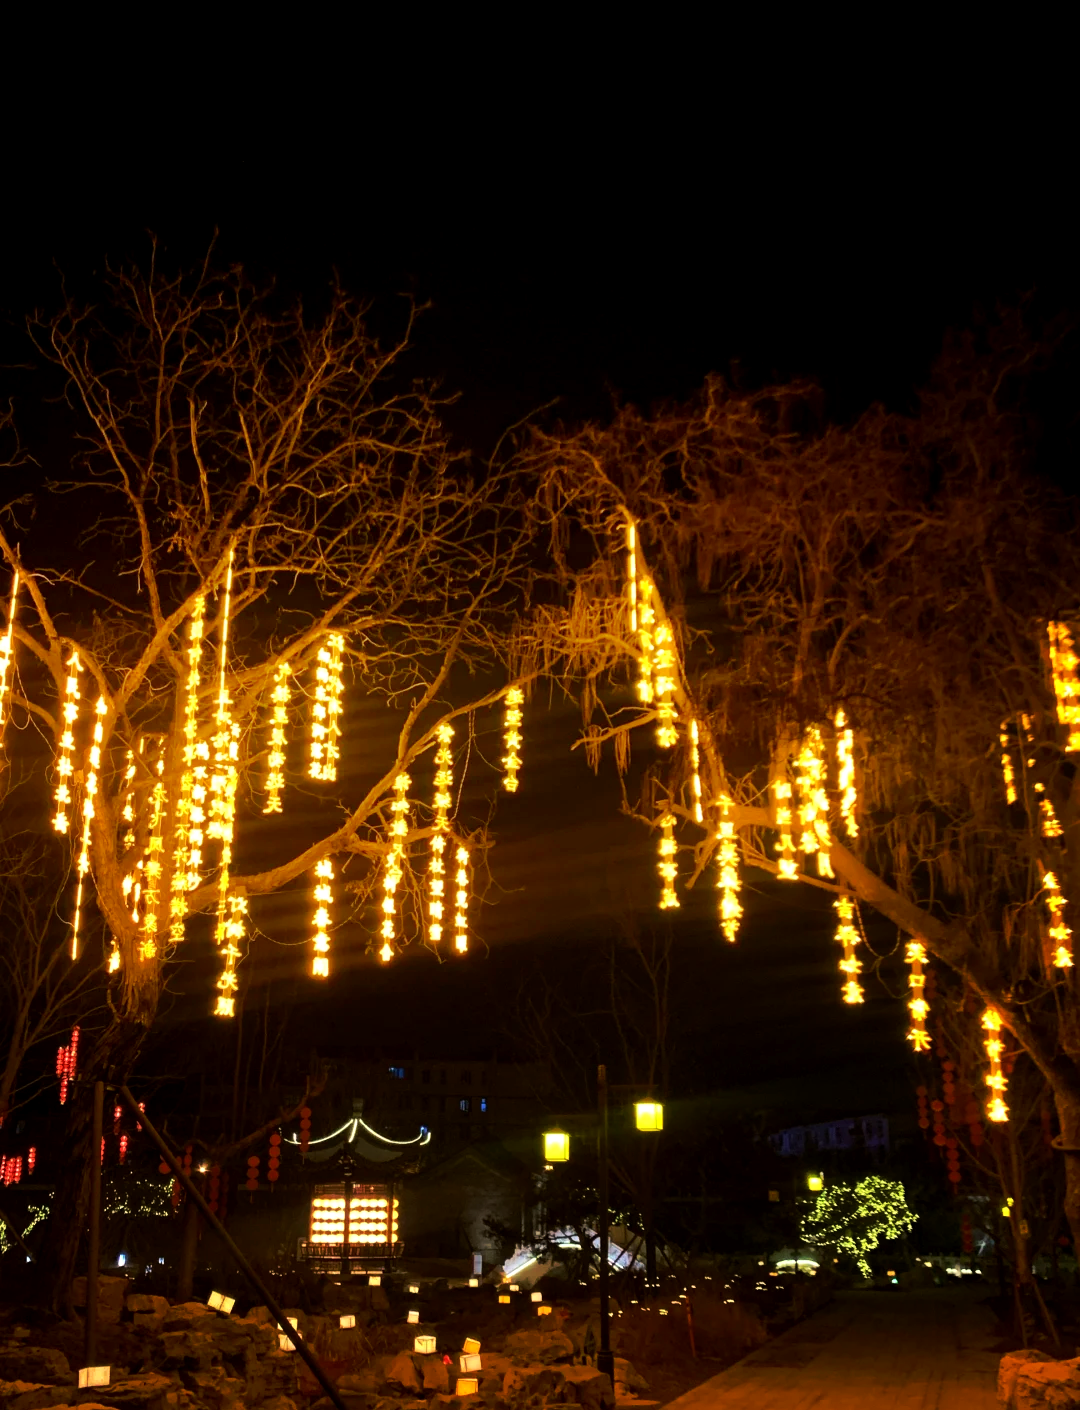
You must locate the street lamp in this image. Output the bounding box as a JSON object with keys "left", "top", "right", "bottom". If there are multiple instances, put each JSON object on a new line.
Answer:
{"left": 634, "top": 1102, "right": 664, "bottom": 1132}
{"left": 544, "top": 1129, "right": 570, "bottom": 1163}
{"left": 807, "top": 1173, "right": 824, "bottom": 1192}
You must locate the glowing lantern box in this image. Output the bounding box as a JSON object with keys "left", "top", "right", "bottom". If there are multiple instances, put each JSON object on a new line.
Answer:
{"left": 207, "top": 1291, "right": 235, "bottom": 1313}
{"left": 78, "top": 1368, "right": 110, "bottom": 1389}
{"left": 634, "top": 1101, "right": 663, "bottom": 1131}
{"left": 468, "top": 1277, "right": 479, "bottom": 1287}
{"left": 409, "top": 1284, "right": 420, "bottom": 1294}
{"left": 460, "top": 1353, "right": 482, "bottom": 1372}
{"left": 369, "top": 1274, "right": 382, "bottom": 1287}
{"left": 457, "top": 1377, "right": 479, "bottom": 1396}
{"left": 303, "top": 1182, "right": 401, "bottom": 1273}
{"left": 414, "top": 1334, "right": 437, "bottom": 1354}
{"left": 530, "top": 1291, "right": 543, "bottom": 1303}
{"left": 498, "top": 1294, "right": 511, "bottom": 1305}
{"left": 544, "top": 1129, "right": 570, "bottom": 1162}
{"left": 462, "top": 1337, "right": 481, "bottom": 1355}
{"left": 340, "top": 1314, "right": 356, "bottom": 1329}
{"left": 509, "top": 1284, "right": 520, "bottom": 1292}
{"left": 407, "top": 1309, "right": 420, "bottom": 1324}
{"left": 537, "top": 1305, "right": 552, "bottom": 1316}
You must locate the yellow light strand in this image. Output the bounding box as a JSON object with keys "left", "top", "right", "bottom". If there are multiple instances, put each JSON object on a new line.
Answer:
{"left": 636, "top": 575, "right": 655, "bottom": 704}
{"left": 999, "top": 722, "right": 1018, "bottom": 805}
{"left": 653, "top": 622, "right": 678, "bottom": 749}
{"left": 310, "top": 632, "right": 345, "bottom": 781}
{"left": 263, "top": 661, "right": 291, "bottom": 813}
{"left": 312, "top": 858, "right": 333, "bottom": 978}
{"left": 503, "top": 686, "right": 523, "bottom": 792}
{"left": 380, "top": 772, "right": 410, "bottom": 962}
{"left": 688, "top": 720, "right": 703, "bottom": 824}
{"left": 215, "top": 895, "right": 246, "bottom": 1017}
{"left": 834, "top": 708, "right": 857, "bottom": 838}
{"left": 428, "top": 723, "right": 454, "bottom": 944}
{"left": 905, "top": 940, "right": 930, "bottom": 1051}
{"left": 658, "top": 812, "right": 679, "bottom": 909}
{"left": 1048, "top": 621, "right": 1080, "bottom": 753}
{"left": 139, "top": 749, "right": 166, "bottom": 963}
{"left": 716, "top": 794, "right": 742, "bottom": 943}
{"left": 0, "top": 569, "right": 19, "bottom": 748}
{"left": 454, "top": 844, "right": 470, "bottom": 953}
{"left": 625, "top": 520, "right": 638, "bottom": 637}
{"left": 1043, "top": 870, "right": 1074, "bottom": 969}
{"left": 981, "top": 1007, "right": 1009, "bottom": 1123}
{"left": 772, "top": 775, "right": 798, "bottom": 881}
{"left": 795, "top": 726, "right": 834, "bottom": 879}
{"left": 208, "top": 555, "right": 237, "bottom": 847}
{"left": 70, "top": 696, "right": 107, "bottom": 961}
{"left": 52, "top": 649, "right": 83, "bottom": 834}
{"left": 172, "top": 596, "right": 205, "bottom": 940}
{"left": 834, "top": 895, "right": 863, "bottom": 1004}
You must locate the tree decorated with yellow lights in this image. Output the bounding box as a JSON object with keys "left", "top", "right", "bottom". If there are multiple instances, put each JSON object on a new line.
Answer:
{"left": 0, "top": 254, "right": 538, "bottom": 1301}
{"left": 523, "top": 310, "right": 1080, "bottom": 1248}
{"left": 803, "top": 1176, "right": 916, "bottom": 1278}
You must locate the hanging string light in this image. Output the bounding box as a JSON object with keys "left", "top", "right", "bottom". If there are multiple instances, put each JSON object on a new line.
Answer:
{"left": 625, "top": 519, "right": 638, "bottom": 635}
{"left": 1037, "top": 788, "right": 1063, "bottom": 838}
{"left": 107, "top": 938, "right": 121, "bottom": 973}
{"left": 833, "top": 895, "right": 864, "bottom": 1004}
{"left": 981, "top": 1007, "right": 1009, "bottom": 1123}
{"left": 716, "top": 794, "right": 742, "bottom": 943}
{"left": 454, "top": 844, "right": 470, "bottom": 953}
{"left": 1048, "top": 621, "right": 1080, "bottom": 752}
{"left": 380, "top": 772, "right": 411, "bottom": 962}
{"left": 0, "top": 569, "right": 19, "bottom": 749}
{"left": 52, "top": 649, "right": 83, "bottom": 833}
{"left": 772, "top": 773, "right": 798, "bottom": 881}
{"left": 56, "top": 1027, "right": 79, "bottom": 1105}
{"left": 688, "top": 720, "right": 704, "bottom": 824}
{"left": 309, "top": 633, "right": 345, "bottom": 781}
{"left": 1043, "top": 870, "right": 1073, "bottom": 969}
{"left": 263, "top": 661, "right": 291, "bottom": 813}
{"left": 834, "top": 708, "right": 857, "bottom": 838}
{"left": 165, "top": 597, "right": 204, "bottom": 942}
{"left": 795, "top": 726, "right": 834, "bottom": 878}
{"left": 905, "top": 940, "right": 930, "bottom": 1050}
{"left": 652, "top": 623, "right": 678, "bottom": 748}
{"left": 208, "top": 553, "right": 237, "bottom": 846}
{"left": 139, "top": 751, "right": 166, "bottom": 962}
{"left": 636, "top": 575, "right": 655, "bottom": 704}
{"left": 999, "top": 722, "right": 1018, "bottom": 805}
{"left": 70, "top": 697, "right": 107, "bottom": 962}
{"left": 312, "top": 858, "right": 333, "bottom": 978}
{"left": 503, "top": 686, "right": 524, "bottom": 792}
{"left": 428, "top": 723, "right": 454, "bottom": 944}
{"left": 658, "top": 812, "right": 679, "bottom": 909}
{"left": 215, "top": 895, "right": 246, "bottom": 1017}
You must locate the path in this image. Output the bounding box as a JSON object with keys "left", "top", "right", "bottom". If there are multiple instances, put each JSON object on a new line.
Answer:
{"left": 664, "top": 1286, "right": 1001, "bottom": 1408}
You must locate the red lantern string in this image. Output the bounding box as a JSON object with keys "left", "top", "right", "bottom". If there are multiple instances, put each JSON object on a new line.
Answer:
{"left": 119, "top": 1134, "right": 129, "bottom": 1164}
{"left": 28, "top": 1147, "right": 36, "bottom": 1173}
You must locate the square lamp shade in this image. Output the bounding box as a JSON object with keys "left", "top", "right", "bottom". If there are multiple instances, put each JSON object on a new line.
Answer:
{"left": 457, "top": 1377, "right": 479, "bottom": 1395}
{"left": 78, "top": 1368, "right": 110, "bottom": 1389}
{"left": 415, "top": 1334, "right": 437, "bottom": 1355}
{"left": 339, "top": 1315, "right": 356, "bottom": 1329}
{"left": 207, "top": 1291, "right": 235, "bottom": 1314}
{"left": 537, "top": 1305, "right": 552, "bottom": 1316}
{"left": 409, "top": 1284, "right": 420, "bottom": 1294}
{"left": 468, "top": 1277, "right": 479, "bottom": 1288}
{"left": 463, "top": 1337, "right": 481, "bottom": 1355}
{"left": 807, "top": 1174, "right": 824, "bottom": 1192}
{"left": 634, "top": 1101, "right": 664, "bottom": 1132}
{"left": 530, "top": 1291, "right": 543, "bottom": 1303}
{"left": 544, "top": 1129, "right": 570, "bottom": 1162}
{"left": 407, "top": 1310, "right": 420, "bottom": 1325}
{"left": 499, "top": 1295, "right": 511, "bottom": 1305}
{"left": 368, "top": 1274, "right": 382, "bottom": 1287}
{"left": 278, "top": 1333, "right": 295, "bottom": 1352}
{"left": 460, "top": 1354, "right": 482, "bottom": 1372}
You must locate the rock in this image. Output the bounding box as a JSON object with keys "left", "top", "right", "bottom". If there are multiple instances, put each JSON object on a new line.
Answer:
{"left": 1005, "top": 1351, "right": 1080, "bottom": 1410}
{"left": 259, "top": 1400, "right": 300, "bottom": 1410}
{"left": 614, "top": 1358, "right": 649, "bottom": 1395}
{"left": 134, "top": 1312, "right": 165, "bottom": 1330}
{"left": 71, "top": 1274, "right": 129, "bottom": 1324}
{"left": 504, "top": 1329, "right": 576, "bottom": 1365}
{"left": 999, "top": 1350, "right": 1050, "bottom": 1408}
{"left": 0, "top": 1348, "right": 72, "bottom": 1384}
{"left": 502, "top": 1366, "right": 567, "bottom": 1402}
{"left": 562, "top": 1366, "right": 615, "bottom": 1409}
{"left": 246, "top": 1305, "right": 275, "bottom": 1325}
{"left": 0, "top": 1383, "right": 74, "bottom": 1410}
{"left": 178, "top": 1367, "right": 246, "bottom": 1410}
{"left": 77, "top": 1372, "right": 177, "bottom": 1408}
{"left": 385, "top": 1351, "right": 422, "bottom": 1392}
{"left": 370, "top": 1287, "right": 391, "bottom": 1312}
{"left": 422, "top": 1357, "right": 450, "bottom": 1393}
{"left": 161, "top": 1301, "right": 216, "bottom": 1331}
{"left": 127, "top": 1294, "right": 170, "bottom": 1316}
{"left": 338, "top": 1371, "right": 382, "bottom": 1395}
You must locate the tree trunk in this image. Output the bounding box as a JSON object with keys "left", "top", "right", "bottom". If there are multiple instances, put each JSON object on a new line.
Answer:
{"left": 1052, "top": 1081, "right": 1080, "bottom": 1254}
{"left": 177, "top": 1181, "right": 203, "bottom": 1302}
{"left": 33, "top": 1014, "right": 151, "bottom": 1312}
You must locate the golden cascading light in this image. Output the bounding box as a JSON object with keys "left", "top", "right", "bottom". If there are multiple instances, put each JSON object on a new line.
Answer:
{"left": 310, "top": 633, "right": 344, "bottom": 781}
{"left": 380, "top": 772, "right": 411, "bottom": 961}
{"left": 71, "top": 697, "right": 107, "bottom": 961}
{"left": 636, "top": 575, "right": 655, "bottom": 704}
{"left": 652, "top": 623, "right": 678, "bottom": 749}
{"left": 502, "top": 687, "right": 523, "bottom": 792}
{"left": 716, "top": 793, "right": 742, "bottom": 943}
{"left": 981, "top": 1007, "right": 1009, "bottom": 1123}
{"left": 171, "top": 596, "right": 205, "bottom": 942}
{"left": 905, "top": 940, "right": 930, "bottom": 1051}
{"left": 0, "top": 570, "right": 19, "bottom": 748}
{"left": 1048, "top": 621, "right": 1080, "bottom": 752}
{"left": 999, "top": 722, "right": 1018, "bottom": 805}
{"left": 263, "top": 661, "right": 291, "bottom": 813}
{"left": 53, "top": 649, "right": 83, "bottom": 834}
{"left": 833, "top": 895, "right": 864, "bottom": 1004}
{"left": 795, "top": 726, "right": 834, "bottom": 879}
{"left": 772, "top": 775, "right": 798, "bottom": 881}
{"left": 834, "top": 708, "right": 857, "bottom": 838}
{"left": 454, "top": 844, "right": 470, "bottom": 953}
{"left": 658, "top": 812, "right": 679, "bottom": 910}
{"left": 139, "top": 748, "right": 166, "bottom": 963}
{"left": 688, "top": 720, "right": 703, "bottom": 824}
{"left": 428, "top": 723, "right": 454, "bottom": 944}
{"left": 312, "top": 858, "right": 333, "bottom": 978}
{"left": 1043, "top": 870, "right": 1073, "bottom": 969}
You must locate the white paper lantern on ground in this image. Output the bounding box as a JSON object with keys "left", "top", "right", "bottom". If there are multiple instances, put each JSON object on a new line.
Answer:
{"left": 407, "top": 1309, "right": 420, "bottom": 1325}
{"left": 414, "top": 1335, "right": 437, "bottom": 1355}
{"left": 457, "top": 1377, "right": 479, "bottom": 1395}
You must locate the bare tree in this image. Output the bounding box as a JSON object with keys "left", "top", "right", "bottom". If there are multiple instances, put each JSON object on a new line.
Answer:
{"left": 523, "top": 308, "right": 1080, "bottom": 1251}
{"left": 1, "top": 250, "right": 536, "bottom": 1302}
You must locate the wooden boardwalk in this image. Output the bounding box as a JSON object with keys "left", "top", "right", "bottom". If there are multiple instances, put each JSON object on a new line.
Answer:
{"left": 665, "top": 1287, "right": 1001, "bottom": 1408}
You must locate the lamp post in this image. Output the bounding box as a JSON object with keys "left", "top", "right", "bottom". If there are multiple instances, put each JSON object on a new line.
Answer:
{"left": 543, "top": 1066, "right": 663, "bottom": 1387}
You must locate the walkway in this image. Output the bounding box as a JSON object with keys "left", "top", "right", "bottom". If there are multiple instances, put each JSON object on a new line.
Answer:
{"left": 664, "top": 1287, "right": 1001, "bottom": 1409}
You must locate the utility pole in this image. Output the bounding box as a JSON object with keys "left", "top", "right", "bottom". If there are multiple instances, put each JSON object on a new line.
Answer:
{"left": 84, "top": 1080, "right": 104, "bottom": 1370}
{"left": 596, "top": 1063, "right": 613, "bottom": 1382}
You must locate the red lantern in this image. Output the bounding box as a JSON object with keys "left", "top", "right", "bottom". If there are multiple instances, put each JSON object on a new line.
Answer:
{"left": 119, "top": 1134, "right": 129, "bottom": 1165}
{"left": 245, "top": 1154, "right": 260, "bottom": 1192}
{"left": 28, "top": 1147, "right": 36, "bottom": 1173}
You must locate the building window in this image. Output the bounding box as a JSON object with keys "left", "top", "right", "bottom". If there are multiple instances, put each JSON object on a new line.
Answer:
{"left": 461, "top": 1070, "right": 472, "bottom": 1085}
{"left": 421, "top": 1096, "right": 430, "bottom": 1112}
{"left": 459, "top": 1097, "right": 471, "bottom": 1114}
{"left": 422, "top": 1069, "right": 431, "bottom": 1084}
{"left": 438, "top": 1096, "right": 446, "bottom": 1113}
{"left": 388, "top": 1066, "right": 405, "bottom": 1080}
{"left": 480, "top": 1097, "right": 488, "bottom": 1113}
{"left": 440, "top": 1069, "right": 447, "bottom": 1084}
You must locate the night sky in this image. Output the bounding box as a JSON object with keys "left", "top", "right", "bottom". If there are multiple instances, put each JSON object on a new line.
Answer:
{"left": 1, "top": 83, "right": 1075, "bottom": 1128}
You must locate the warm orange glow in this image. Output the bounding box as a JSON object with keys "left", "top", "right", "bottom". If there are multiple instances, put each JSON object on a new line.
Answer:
{"left": 1043, "top": 870, "right": 1073, "bottom": 969}
{"left": 1048, "top": 621, "right": 1080, "bottom": 752}
{"left": 380, "top": 772, "right": 411, "bottom": 959}
{"left": 688, "top": 720, "right": 703, "bottom": 824}
{"left": 834, "top": 709, "right": 857, "bottom": 838}
{"left": 795, "top": 727, "right": 833, "bottom": 878}
{"left": 905, "top": 940, "right": 930, "bottom": 1050}
{"left": 635, "top": 573, "right": 655, "bottom": 704}
{"left": 0, "top": 569, "right": 19, "bottom": 747}
{"left": 52, "top": 649, "right": 83, "bottom": 833}
{"left": 716, "top": 793, "right": 742, "bottom": 943}
{"left": 834, "top": 895, "right": 863, "bottom": 1004}
{"left": 652, "top": 622, "right": 678, "bottom": 748}
{"left": 772, "top": 776, "right": 797, "bottom": 880}
{"left": 454, "top": 844, "right": 470, "bottom": 952}
{"left": 263, "top": 660, "right": 291, "bottom": 813}
{"left": 309, "top": 633, "right": 345, "bottom": 781}
{"left": 634, "top": 1101, "right": 663, "bottom": 1131}
{"left": 981, "top": 1007, "right": 1008, "bottom": 1122}
{"left": 71, "top": 697, "right": 108, "bottom": 961}
{"left": 544, "top": 1129, "right": 570, "bottom": 1162}
{"left": 312, "top": 858, "right": 333, "bottom": 978}
{"left": 658, "top": 812, "right": 679, "bottom": 909}
{"left": 138, "top": 747, "right": 166, "bottom": 964}
{"left": 428, "top": 723, "right": 453, "bottom": 944}
{"left": 171, "top": 595, "right": 205, "bottom": 941}
{"left": 999, "top": 722, "right": 1017, "bottom": 805}
{"left": 503, "top": 686, "right": 523, "bottom": 791}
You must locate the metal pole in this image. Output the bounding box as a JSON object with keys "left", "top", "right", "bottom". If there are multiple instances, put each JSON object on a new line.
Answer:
{"left": 117, "top": 1085, "right": 347, "bottom": 1410}
{"left": 340, "top": 1156, "right": 353, "bottom": 1282}
{"left": 85, "top": 1079, "right": 104, "bottom": 1370}
{"left": 597, "top": 1063, "right": 613, "bottom": 1382}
